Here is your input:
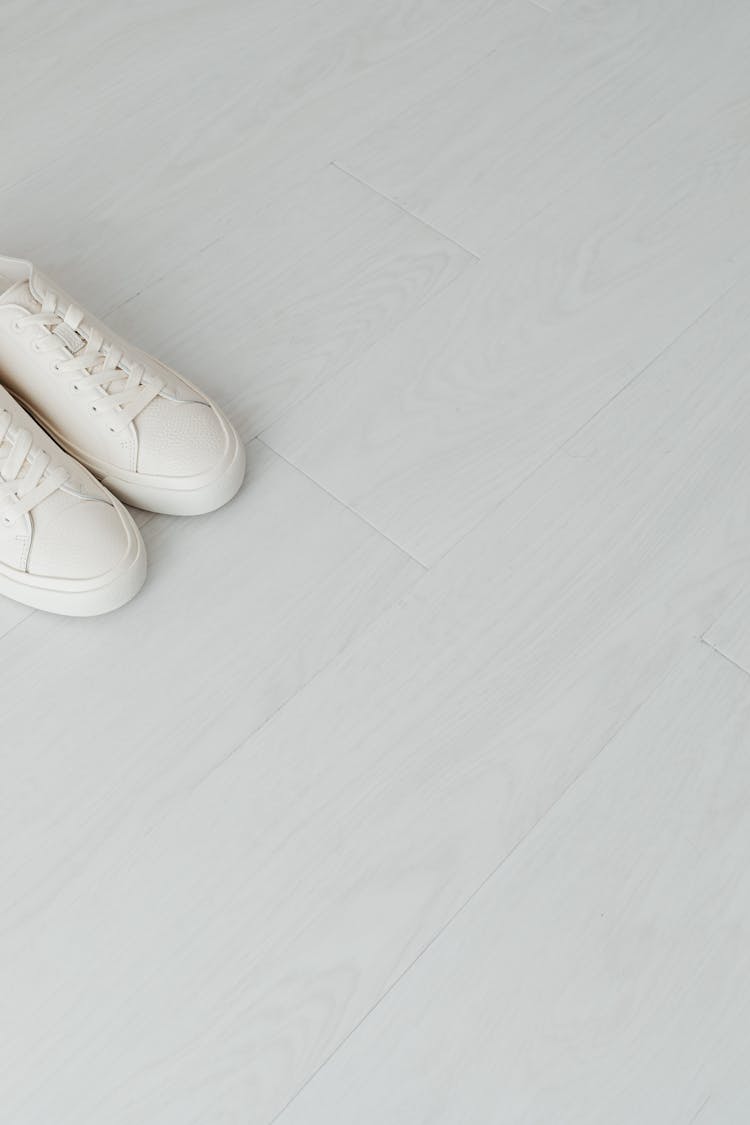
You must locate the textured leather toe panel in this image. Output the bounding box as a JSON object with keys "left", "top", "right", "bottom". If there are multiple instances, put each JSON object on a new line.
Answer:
{"left": 135, "top": 396, "right": 226, "bottom": 477}
{"left": 27, "top": 493, "right": 129, "bottom": 580}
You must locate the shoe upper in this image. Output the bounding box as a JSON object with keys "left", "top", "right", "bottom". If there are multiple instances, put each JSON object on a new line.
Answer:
{"left": 0, "top": 384, "right": 134, "bottom": 582}
{"left": 0, "top": 256, "right": 230, "bottom": 483}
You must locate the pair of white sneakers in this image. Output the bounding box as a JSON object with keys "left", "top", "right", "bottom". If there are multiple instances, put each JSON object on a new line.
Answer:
{"left": 0, "top": 255, "right": 245, "bottom": 616}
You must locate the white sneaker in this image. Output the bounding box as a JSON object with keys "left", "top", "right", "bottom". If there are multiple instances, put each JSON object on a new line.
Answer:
{"left": 0, "top": 382, "right": 146, "bottom": 616}
{"left": 0, "top": 256, "right": 246, "bottom": 515}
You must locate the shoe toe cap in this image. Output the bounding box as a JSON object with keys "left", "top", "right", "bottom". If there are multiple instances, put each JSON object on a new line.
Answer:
{"left": 27, "top": 492, "right": 133, "bottom": 581}
{"left": 135, "top": 396, "right": 228, "bottom": 478}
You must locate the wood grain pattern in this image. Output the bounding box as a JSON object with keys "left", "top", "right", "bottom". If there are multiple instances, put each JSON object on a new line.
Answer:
{"left": 0, "top": 0, "right": 538, "bottom": 312}
{"left": 0, "top": 2, "right": 305, "bottom": 190}
{"left": 265, "top": 61, "right": 750, "bottom": 563}
{"left": 276, "top": 642, "right": 750, "bottom": 1125}
{"left": 336, "top": 0, "right": 750, "bottom": 253}
{"left": 5, "top": 274, "right": 750, "bottom": 1123}
{"left": 4, "top": 2, "right": 750, "bottom": 1122}
{"left": 0, "top": 440, "right": 421, "bottom": 986}
{"left": 104, "top": 163, "right": 475, "bottom": 439}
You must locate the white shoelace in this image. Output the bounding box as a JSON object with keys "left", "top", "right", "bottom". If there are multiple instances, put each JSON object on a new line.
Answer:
{"left": 17, "top": 289, "right": 164, "bottom": 434}
{"left": 0, "top": 408, "right": 68, "bottom": 526}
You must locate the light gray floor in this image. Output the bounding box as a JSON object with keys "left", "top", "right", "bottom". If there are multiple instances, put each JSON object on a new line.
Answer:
{"left": 2, "top": 2, "right": 750, "bottom": 1122}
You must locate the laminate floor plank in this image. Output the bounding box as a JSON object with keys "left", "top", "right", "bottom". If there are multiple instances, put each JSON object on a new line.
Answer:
{"left": 336, "top": 0, "right": 750, "bottom": 254}
{"left": 276, "top": 642, "right": 750, "bottom": 1125}
{"left": 265, "top": 62, "right": 750, "bottom": 564}
{"left": 5, "top": 273, "right": 750, "bottom": 1123}
{"left": 0, "top": 0, "right": 308, "bottom": 192}
{"left": 0, "top": 0, "right": 539, "bottom": 313}
{"left": 103, "top": 163, "right": 475, "bottom": 440}
{"left": 0, "top": 438, "right": 421, "bottom": 988}
{"left": 3, "top": 4, "right": 750, "bottom": 1123}
{"left": 704, "top": 589, "right": 750, "bottom": 678}
{"left": 0, "top": 602, "right": 34, "bottom": 643}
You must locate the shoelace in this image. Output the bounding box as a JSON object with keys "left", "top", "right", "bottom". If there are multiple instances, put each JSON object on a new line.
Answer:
{"left": 0, "top": 408, "right": 69, "bottom": 526}
{"left": 18, "top": 289, "right": 164, "bottom": 434}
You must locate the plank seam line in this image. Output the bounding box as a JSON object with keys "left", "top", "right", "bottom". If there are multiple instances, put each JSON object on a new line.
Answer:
{"left": 331, "top": 161, "right": 480, "bottom": 261}
{"left": 256, "top": 437, "right": 428, "bottom": 571}
{"left": 700, "top": 635, "right": 750, "bottom": 683}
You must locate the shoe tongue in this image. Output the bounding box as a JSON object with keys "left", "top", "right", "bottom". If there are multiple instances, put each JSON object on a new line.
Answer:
{"left": 0, "top": 277, "right": 152, "bottom": 401}
{"left": 0, "top": 278, "right": 87, "bottom": 355}
{"left": 0, "top": 278, "right": 40, "bottom": 314}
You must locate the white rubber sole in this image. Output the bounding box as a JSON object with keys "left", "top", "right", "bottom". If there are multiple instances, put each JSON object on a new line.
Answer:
{"left": 0, "top": 501, "right": 146, "bottom": 616}
{"left": 101, "top": 418, "right": 247, "bottom": 516}
{"left": 15, "top": 389, "right": 247, "bottom": 517}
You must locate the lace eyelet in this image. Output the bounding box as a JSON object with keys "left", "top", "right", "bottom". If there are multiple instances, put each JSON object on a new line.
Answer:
{"left": 1, "top": 515, "right": 11, "bottom": 526}
{"left": 72, "top": 384, "right": 80, "bottom": 392}
{"left": 12, "top": 320, "right": 24, "bottom": 333}
{"left": 52, "top": 361, "right": 62, "bottom": 374}
{"left": 90, "top": 405, "right": 97, "bottom": 413}
{"left": 31, "top": 340, "right": 42, "bottom": 352}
